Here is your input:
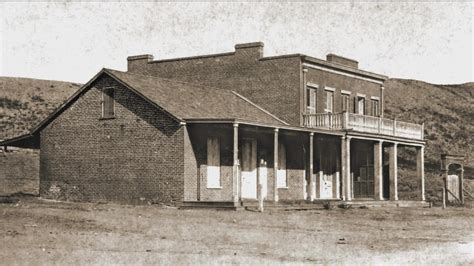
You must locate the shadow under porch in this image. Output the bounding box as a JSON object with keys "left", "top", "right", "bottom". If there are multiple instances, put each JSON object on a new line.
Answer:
{"left": 181, "top": 123, "right": 426, "bottom": 209}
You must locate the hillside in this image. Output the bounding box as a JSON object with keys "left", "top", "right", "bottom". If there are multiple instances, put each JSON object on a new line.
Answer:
{"left": 0, "top": 77, "right": 80, "bottom": 140}
{"left": 0, "top": 76, "right": 472, "bottom": 201}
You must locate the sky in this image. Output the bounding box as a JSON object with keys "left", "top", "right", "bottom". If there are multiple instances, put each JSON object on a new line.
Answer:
{"left": 0, "top": 2, "right": 472, "bottom": 84}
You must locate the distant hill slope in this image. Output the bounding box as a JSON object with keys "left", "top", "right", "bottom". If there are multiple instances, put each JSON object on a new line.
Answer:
{"left": 0, "top": 76, "right": 472, "bottom": 200}
{"left": 0, "top": 77, "right": 80, "bottom": 139}
{"left": 384, "top": 79, "right": 473, "bottom": 174}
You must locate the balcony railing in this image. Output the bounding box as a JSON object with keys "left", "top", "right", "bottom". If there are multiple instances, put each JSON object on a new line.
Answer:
{"left": 303, "top": 112, "right": 424, "bottom": 140}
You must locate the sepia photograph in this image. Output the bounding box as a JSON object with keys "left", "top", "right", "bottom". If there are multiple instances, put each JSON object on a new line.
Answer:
{"left": 0, "top": 1, "right": 473, "bottom": 265}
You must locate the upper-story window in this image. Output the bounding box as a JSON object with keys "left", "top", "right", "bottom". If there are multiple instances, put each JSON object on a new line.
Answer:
{"left": 371, "top": 98, "right": 380, "bottom": 117}
{"left": 341, "top": 91, "right": 351, "bottom": 112}
{"left": 355, "top": 95, "right": 366, "bottom": 115}
{"left": 306, "top": 83, "right": 318, "bottom": 114}
{"left": 102, "top": 87, "right": 115, "bottom": 118}
{"left": 325, "top": 88, "right": 335, "bottom": 113}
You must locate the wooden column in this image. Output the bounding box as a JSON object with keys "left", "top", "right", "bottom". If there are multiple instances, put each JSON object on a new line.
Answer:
{"left": 374, "top": 141, "right": 383, "bottom": 200}
{"left": 341, "top": 136, "right": 351, "bottom": 201}
{"left": 340, "top": 136, "right": 346, "bottom": 200}
{"left": 273, "top": 128, "right": 279, "bottom": 202}
{"left": 309, "top": 133, "right": 315, "bottom": 201}
{"left": 460, "top": 168, "right": 464, "bottom": 205}
{"left": 389, "top": 142, "right": 398, "bottom": 201}
{"left": 416, "top": 145, "right": 425, "bottom": 201}
{"left": 232, "top": 123, "right": 239, "bottom": 205}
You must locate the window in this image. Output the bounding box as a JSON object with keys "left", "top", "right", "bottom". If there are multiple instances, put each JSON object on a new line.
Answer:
{"left": 306, "top": 85, "right": 317, "bottom": 114}
{"left": 277, "top": 143, "right": 287, "bottom": 188}
{"left": 325, "top": 90, "right": 334, "bottom": 113}
{"left": 356, "top": 96, "right": 365, "bottom": 115}
{"left": 341, "top": 93, "right": 350, "bottom": 112}
{"left": 371, "top": 99, "right": 380, "bottom": 116}
{"left": 207, "top": 137, "right": 221, "bottom": 188}
{"left": 102, "top": 87, "right": 115, "bottom": 118}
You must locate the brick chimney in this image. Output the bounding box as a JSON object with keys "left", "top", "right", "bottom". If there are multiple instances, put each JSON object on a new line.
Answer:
{"left": 326, "top": 54, "right": 358, "bottom": 68}
{"left": 234, "top": 42, "right": 264, "bottom": 59}
{"left": 127, "top": 54, "right": 153, "bottom": 72}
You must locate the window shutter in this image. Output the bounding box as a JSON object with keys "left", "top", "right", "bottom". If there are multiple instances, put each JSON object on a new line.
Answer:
{"left": 308, "top": 88, "right": 316, "bottom": 114}
{"left": 277, "top": 143, "right": 287, "bottom": 188}
{"left": 354, "top": 97, "right": 358, "bottom": 114}
{"left": 207, "top": 137, "right": 221, "bottom": 188}
{"left": 103, "top": 88, "right": 115, "bottom": 118}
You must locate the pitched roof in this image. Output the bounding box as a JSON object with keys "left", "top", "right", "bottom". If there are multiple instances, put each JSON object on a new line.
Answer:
{"left": 105, "top": 69, "right": 287, "bottom": 125}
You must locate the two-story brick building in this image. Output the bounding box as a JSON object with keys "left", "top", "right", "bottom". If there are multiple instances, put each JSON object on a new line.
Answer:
{"left": 1, "top": 42, "right": 425, "bottom": 206}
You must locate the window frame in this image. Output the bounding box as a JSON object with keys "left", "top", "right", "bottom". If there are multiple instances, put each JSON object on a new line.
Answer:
{"left": 206, "top": 137, "right": 222, "bottom": 189}
{"left": 324, "top": 87, "right": 335, "bottom": 113}
{"left": 371, "top": 97, "right": 380, "bottom": 117}
{"left": 277, "top": 143, "right": 288, "bottom": 188}
{"left": 101, "top": 87, "right": 116, "bottom": 119}
{"left": 306, "top": 83, "right": 318, "bottom": 114}
{"left": 356, "top": 95, "right": 366, "bottom": 115}
{"left": 341, "top": 91, "right": 351, "bottom": 112}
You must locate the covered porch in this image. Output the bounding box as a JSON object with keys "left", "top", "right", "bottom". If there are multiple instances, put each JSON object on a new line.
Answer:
{"left": 182, "top": 120, "right": 426, "bottom": 208}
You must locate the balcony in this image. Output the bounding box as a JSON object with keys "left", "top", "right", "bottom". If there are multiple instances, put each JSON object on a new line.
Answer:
{"left": 303, "top": 112, "right": 424, "bottom": 140}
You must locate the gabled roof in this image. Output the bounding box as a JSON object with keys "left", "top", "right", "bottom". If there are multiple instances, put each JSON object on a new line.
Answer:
{"left": 1, "top": 68, "right": 287, "bottom": 148}
{"left": 105, "top": 69, "right": 287, "bottom": 125}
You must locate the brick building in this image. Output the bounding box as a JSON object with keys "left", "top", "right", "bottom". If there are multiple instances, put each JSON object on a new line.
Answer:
{"left": 1, "top": 42, "right": 426, "bottom": 206}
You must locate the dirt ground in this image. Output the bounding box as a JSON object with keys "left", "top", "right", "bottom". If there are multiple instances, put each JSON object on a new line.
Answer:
{"left": 0, "top": 198, "right": 472, "bottom": 265}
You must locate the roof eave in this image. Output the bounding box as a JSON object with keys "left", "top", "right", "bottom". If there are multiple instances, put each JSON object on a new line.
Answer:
{"left": 301, "top": 55, "right": 388, "bottom": 81}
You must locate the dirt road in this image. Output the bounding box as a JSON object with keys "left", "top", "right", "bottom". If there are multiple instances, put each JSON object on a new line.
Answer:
{"left": 1, "top": 198, "right": 472, "bottom": 265}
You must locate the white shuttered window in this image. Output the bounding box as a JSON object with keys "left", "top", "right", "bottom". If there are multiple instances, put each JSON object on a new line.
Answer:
{"left": 277, "top": 143, "right": 287, "bottom": 188}
{"left": 207, "top": 137, "right": 221, "bottom": 188}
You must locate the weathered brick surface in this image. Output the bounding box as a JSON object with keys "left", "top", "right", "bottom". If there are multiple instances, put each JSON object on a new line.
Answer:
{"left": 0, "top": 149, "right": 39, "bottom": 195}
{"left": 128, "top": 48, "right": 302, "bottom": 125}
{"left": 187, "top": 125, "right": 234, "bottom": 201}
{"left": 39, "top": 74, "right": 185, "bottom": 204}
{"left": 183, "top": 126, "right": 198, "bottom": 201}
{"left": 278, "top": 132, "right": 307, "bottom": 200}
{"left": 306, "top": 68, "right": 382, "bottom": 115}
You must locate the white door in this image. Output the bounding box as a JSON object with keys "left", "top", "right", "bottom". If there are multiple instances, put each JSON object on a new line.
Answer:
{"left": 258, "top": 159, "right": 268, "bottom": 199}
{"left": 320, "top": 174, "right": 333, "bottom": 199}
{"left": 241, "top": 139, "right": 257, "bottom": 199}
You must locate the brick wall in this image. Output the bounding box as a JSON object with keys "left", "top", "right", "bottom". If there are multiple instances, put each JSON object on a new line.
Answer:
{"left": 306, "top": 68, "right": 382, "bottom": 115}
{"left": 187, "top": 125, "right": 234, "bottom": 202}
{"left": 0, "top": 149, "right": 39, "bottom": 195}
{"left": 128, "top": 48, "right": 302, "bottom": 126}
{"left": 39, "top": 74, "right": 185, "bottom": 204}
{"left": 278, "top": 132, "right": 306, "bottom": 201}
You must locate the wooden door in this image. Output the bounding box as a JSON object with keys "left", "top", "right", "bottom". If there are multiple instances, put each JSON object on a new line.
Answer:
{"left": 353, "top": 165, "right": 374, "bottom": 198}
{"left": 241, "top": 139, "right": 257, "bottom": 199}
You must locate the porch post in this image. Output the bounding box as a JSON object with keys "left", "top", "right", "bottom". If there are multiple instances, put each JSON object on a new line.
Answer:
{"left": 309, "top": 132, "right": 315, "bottom": 201}
{"left": 374, "top": 140, "right": 383, "bottom": 200}
{"left": 273, "top": 128, "right": 279, "bottom": 202}
{"left": 460, "top": 167, "right": 464, "bottom": 205}
{"left": 233, "top": 123, "right": 239, "bottom": 205}
{"left": 416, "top": 145, "right": 425, "bottom": 201}
{"left": 341, "top": 136, "right": 351, "bottom": 201}
{"left": 389, "top": 142, "right": 398, "bottom": 201}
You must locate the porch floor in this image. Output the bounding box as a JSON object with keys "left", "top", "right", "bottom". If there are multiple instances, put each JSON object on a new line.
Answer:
{"left": 179, "top": 199, "right": 430, "bottom": 210}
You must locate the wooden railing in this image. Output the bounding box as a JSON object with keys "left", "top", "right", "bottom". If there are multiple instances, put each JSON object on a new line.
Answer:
{"left": 303, "top": 112, "right": 423, "bottom": 140}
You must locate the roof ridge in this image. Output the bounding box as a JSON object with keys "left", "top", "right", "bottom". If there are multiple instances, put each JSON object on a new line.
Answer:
{"left": 104, "top": 68, "right": 235, "bottom": 95}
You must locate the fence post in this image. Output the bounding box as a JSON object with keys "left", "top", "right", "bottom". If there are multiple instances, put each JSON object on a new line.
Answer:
{"left": 442, "top": 177, "right": 447, "bottom": 209}
{"left": 342, "top": 111, "right": 349, "bottom": 129}
{"left": 378, "top": 117, "right": 382, "bottom": 134}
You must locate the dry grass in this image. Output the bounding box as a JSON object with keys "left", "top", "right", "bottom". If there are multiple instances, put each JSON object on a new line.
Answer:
{"left": 0, "top": 198, "right": 473, "bottom": 264}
